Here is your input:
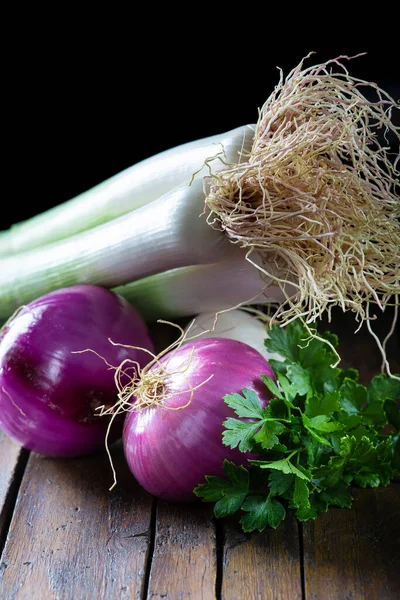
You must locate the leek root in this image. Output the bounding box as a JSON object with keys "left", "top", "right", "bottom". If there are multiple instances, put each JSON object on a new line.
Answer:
{"left": 205, "top": 53, "right": 400, "bottom": 328}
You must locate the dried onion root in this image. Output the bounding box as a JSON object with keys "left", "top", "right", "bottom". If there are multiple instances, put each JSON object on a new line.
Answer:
{"left": 80, "top": 321, "right": 215, "bottom": 489}
{"left": 205, "top": 53, "right": 400, "bottom": 336}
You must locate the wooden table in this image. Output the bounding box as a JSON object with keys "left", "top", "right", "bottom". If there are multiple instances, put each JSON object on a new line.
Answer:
{"left": 1, "top": 310, "right": 399, "bottom": 599}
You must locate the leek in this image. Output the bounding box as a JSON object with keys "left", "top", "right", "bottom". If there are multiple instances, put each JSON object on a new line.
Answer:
{"left": 0, "top": 54, "right": 398, "bottom": 349}
{"left": 0, "top": 124, "right": 255, "bottom": 256}
{"left": 113, "top": 255, "right": 289, "bottom": 321}
{"left": 182, "top": 309, "right": 284, "bottom": 363}
{"left": 0, "top": 180, "right": 241, "bottom": 319}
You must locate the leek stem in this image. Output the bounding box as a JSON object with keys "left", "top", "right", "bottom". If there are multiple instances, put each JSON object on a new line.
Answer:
{"left": 113, "top": 256, "right": 287, "bottom": 321}
{"left": 0, "top": 125, "right": 255, "bottom": 256}
{"left": 0, "top": 180, "right": 240, "bottom": 319}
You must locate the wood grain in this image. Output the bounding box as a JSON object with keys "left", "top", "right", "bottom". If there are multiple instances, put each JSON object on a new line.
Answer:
{"left": 0, "top": 432, "right": 27, "bottom": 549}
{"left": 303, "top": 484, "right": 400, "bottom": 600}
{"left": 146, "top": 500, "right": 217, "bottom": 600}
{"left": 221, "top": 514, "right": 302, "bottom": 600}
{"left": 0, "top": 442, "right": 153, "bottom": 600}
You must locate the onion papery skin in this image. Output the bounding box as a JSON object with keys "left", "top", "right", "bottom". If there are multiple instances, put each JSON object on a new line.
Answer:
{"left": 123, "top": 338, "right": 275, "bottom": 502}
{"left": 0, "top": 285, "right": 154, "bottom": 457}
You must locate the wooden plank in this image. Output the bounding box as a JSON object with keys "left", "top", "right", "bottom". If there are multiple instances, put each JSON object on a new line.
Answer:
{"left": 0, "top": 442, "right": 154, "bottom": 600}
{"left": 0, "top": 432, "right": 27, "bottom": 548}
{"left": 146, "top": 500, "right": 217, "bottom": 599}
{"left": 303, "top": 484, "right": 400, "bottom": 600}
{"left": 221, "top": 514, "right": 302, "bottom": 600}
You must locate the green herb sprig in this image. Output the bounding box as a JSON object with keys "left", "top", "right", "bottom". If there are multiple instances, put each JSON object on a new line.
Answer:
{"left": 194, "top": 319, "right": 400, "bottom": 532}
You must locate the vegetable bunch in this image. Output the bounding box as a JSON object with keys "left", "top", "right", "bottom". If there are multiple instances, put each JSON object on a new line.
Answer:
{"left": 194, "top": 318, "right": 400, "bottom": 531}
{"left": 0, "top": 50, "right": 399, "bottom": 533}
{"left": 0, "top": 54, "right": 398, "bottom": 359}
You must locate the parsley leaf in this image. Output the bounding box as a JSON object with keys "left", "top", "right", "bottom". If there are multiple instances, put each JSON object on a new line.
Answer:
{"left": 292, "top": 477, "right": 311, "bottom": 509}
{"left": 194, "top": 460, "right": 249, "bottom": 517}
{"left": 240, "top": 496, "right": 286, "bottom": 531}
{"left": 252, "top": 456, "right": 311, "bottom": 480}
{"left": 222, "top": 419, "right": 261, "bottom": 452}
{"left": 339, "top": 379, "right": 367, "bottom": 414}
{"left": 268, "top": 470, "right": 294, "bottom": 495}
{"left": 367, "top": 374, "right": 400, "bottom": 404}
{"left": 254, "top": 420, "right": 287, "bottom": 449}
{"left": 223, "top": 389, "right": 264, "bottom": 419}
{"left": 305, "top": 390, "right": 340, "bottom": 418}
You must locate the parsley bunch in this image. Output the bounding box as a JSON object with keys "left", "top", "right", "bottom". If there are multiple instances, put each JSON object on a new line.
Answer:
{"left": 194, "top": 320, "right": 400, "bottom": 532}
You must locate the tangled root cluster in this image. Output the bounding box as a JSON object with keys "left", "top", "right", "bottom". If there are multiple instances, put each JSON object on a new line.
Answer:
{"left": 205, "top": 53, "right": 400, "bottom": 327}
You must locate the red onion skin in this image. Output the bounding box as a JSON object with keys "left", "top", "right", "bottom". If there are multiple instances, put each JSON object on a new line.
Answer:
{"left": 0, "top": 285, "right": 154, "bottom": 457}
{"left": 123, "top": 338, "right": 275, "bottom": 502}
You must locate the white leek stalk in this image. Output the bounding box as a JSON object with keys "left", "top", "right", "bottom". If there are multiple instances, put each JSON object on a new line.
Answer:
{"left": 0, "top": 180, "right": 242, "bottom": 319}
{"left": 113, "top": 256, "right": 288, "bottom": 321}
{"left": 183, "top": 309, "right": 284, "bottom": 362}
{"left": 0, "top": 124, "right": 255, "bottom": 256}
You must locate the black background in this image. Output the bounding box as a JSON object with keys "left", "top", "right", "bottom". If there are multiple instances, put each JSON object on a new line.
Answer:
{"left": 4, "top": 15, "right": 399, "bottom": 230}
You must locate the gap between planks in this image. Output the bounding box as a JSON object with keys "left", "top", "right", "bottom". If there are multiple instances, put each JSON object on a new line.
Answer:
{"left": 0, "top": 434, "right": 30, "bottom": 558}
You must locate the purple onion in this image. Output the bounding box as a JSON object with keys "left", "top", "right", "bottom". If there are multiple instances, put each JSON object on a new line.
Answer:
{"left": 123, "top": 337, "right": 275, "bottom": 502}
{"left": 0, "top": 285, "right": 154, "bottom": 457}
